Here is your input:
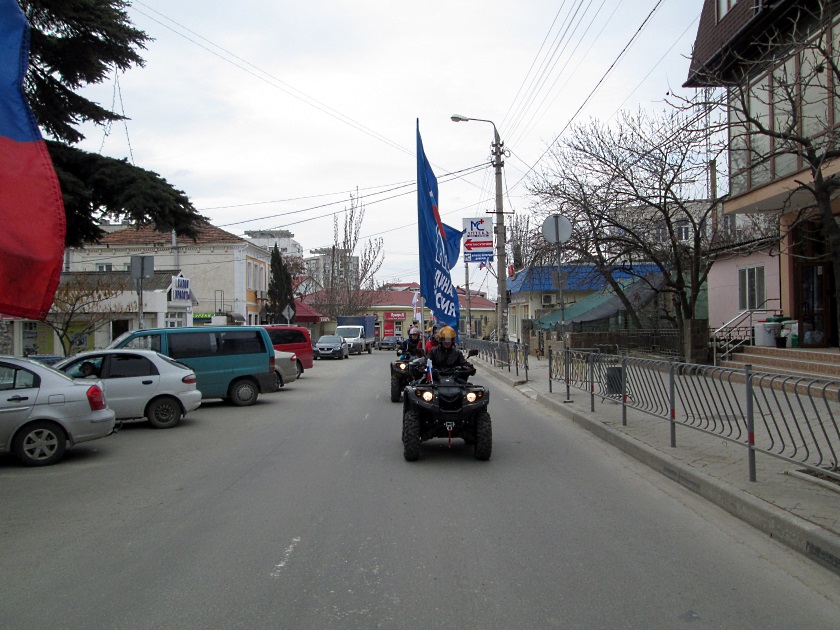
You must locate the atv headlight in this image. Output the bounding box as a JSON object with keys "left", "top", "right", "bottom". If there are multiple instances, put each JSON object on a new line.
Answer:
{"left": 466, "top": 392, "right": 477, "bottom": 403}
{"left": 398, "top": 362, "right": 407, "bottom": 370}
{"left": 421, "top": 390, "right": 434, "bottom": 402}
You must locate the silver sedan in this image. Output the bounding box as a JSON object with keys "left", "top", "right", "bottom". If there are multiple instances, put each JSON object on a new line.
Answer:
{"left": 0, "top": 356, "right": 116, "bottom": 466}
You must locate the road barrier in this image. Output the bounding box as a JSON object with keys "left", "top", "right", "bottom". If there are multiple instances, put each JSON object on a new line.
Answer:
{"left": 550, "top": 348, "right": 840, "bottom": 482}
{"left": 461, "top": 338, "right": 529, "bottom": 380}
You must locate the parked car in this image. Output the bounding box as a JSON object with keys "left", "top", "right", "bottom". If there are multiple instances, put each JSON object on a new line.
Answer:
{"left": 108, "top": 326, "right": 277, "bottom": 406}
{"left": 0, "top": 356, "right": 116, "bottom": 466}
{"left": 55, "top": 350, "right": 202, "bottom": 429}
{"left": 378, "top": 336, "right": 400, "bottom": 351}
{"left": 262, "top": 325, "right": 313, "bottom": 376}
{"left": 314, "top": 335, "right": 349, "bottom": 360}
{"left": 274, "top": 351, "right": 300, "bottom": 388}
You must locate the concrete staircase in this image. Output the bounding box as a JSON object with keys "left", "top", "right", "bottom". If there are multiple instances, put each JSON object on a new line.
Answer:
{"left": 720, "top": 346, "right": 840, "bottom": 381}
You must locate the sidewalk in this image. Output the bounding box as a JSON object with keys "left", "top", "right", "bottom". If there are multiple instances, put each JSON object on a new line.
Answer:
{"left": 473, "top": 356, "right": 840, "bottom": 577}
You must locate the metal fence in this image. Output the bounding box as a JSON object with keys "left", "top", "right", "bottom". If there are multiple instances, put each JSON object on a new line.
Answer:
{"left": 550, "top": 348, "right": 840, "bottom": 482}
{"left": 461, "top": 338, "right": 529, "bottom": 380}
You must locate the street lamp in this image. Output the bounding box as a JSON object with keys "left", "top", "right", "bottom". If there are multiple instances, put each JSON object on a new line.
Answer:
{"left": 451, "top": 114, "right": 507, "bottom": 341}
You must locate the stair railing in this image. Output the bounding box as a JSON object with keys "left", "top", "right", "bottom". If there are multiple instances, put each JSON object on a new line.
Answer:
{"left": 711, "top": 299, "right": 781, "bottom": 365}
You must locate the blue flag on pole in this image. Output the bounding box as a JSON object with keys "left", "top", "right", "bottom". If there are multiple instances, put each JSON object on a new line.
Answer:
{"left": 417, "top": 120, "right": 460, "bottom": 332}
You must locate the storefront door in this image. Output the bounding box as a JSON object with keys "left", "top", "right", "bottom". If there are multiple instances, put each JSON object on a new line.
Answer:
{"left": 798, "top": 262, "right": 832, "bottom": 347}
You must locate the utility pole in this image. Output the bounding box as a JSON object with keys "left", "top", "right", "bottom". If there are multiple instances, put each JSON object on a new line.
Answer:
{"left": 451, "top": 114, "right": 507, "bottom": 341}
{"left": 464, "top": 258, "right": 472, "bottom": 337}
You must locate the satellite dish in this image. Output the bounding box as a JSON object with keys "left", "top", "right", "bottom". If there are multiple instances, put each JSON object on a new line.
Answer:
{"left": 542, "top": 215, "right": 572, "bottom": 244}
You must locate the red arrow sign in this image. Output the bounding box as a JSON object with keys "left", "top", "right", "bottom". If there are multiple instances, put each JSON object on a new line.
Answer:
{"left": 464, "top": 238, "right": 493, "bottom": 251}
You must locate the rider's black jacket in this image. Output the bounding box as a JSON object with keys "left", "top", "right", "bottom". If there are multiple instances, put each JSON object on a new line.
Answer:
{"left": 398, "top": 337, "right": 425, "bottom": 358}
{"left": 428, "top": 345, "right": 474, "bottom": 373}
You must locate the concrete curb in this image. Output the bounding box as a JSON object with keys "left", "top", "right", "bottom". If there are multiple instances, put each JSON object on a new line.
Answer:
{"left": 476, "top": 364, "right": 840, "bottom": 577}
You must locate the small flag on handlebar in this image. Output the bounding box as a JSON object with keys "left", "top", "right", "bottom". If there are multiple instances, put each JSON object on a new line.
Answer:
{"left": 425, "top": 358, "right": 434, "bottom": 383}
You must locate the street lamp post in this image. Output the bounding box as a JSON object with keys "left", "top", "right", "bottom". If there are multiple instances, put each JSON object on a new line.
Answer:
{"left": 451, "top": 114, "right": 507, "bottom": 341}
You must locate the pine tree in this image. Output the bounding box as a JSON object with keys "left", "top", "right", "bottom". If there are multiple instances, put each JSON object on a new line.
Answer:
{"left": 19, "top": 0, "right": 205, "bottom": 246}
{"left": 268, "top": 245, "right": 295, "bottom": 323}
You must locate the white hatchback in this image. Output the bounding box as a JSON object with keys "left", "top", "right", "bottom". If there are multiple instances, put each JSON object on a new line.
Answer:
{"left": 56, "top": 350, "right": 202, "bottom": 429}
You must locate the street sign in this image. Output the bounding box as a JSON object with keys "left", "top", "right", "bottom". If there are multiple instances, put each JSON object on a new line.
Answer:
{"left": 282, "top": 305, "right": 295, "bottom": 322}
{"left": 462, "top": 217, "right": 493, "bottom": 262}
{"left": 464, "top": 251, "right": 493, "bottom": 263}
{"left": 542, "top": 215, "right": 572, "bottom": 244}
{"left": 464, "top": 238, "right": 493, "bottom": 251}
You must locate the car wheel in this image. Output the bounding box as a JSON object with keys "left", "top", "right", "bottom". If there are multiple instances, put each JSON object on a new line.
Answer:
{"left": 13, "top": 421, "right": 67, "bottom": 466}
{"left": 474, "top": 410, "right": 492, "bottom": 461}
{"left": 146, "top": 396, "right": 183, "bottom": 429}
{"left": 295, "top": 361, "right": 303, "bottom": 378}
{"left": 274, "top": 371, "right": 284, "bottom": 389}
{"left": 229, "top": 379, "right": 259, "bottom": 406}
{"left": 402, "top": 410, "right": 421, "bottom": 461}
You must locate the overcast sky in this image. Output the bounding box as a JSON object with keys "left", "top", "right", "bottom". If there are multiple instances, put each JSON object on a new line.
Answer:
{"left": 76, "top": 0, "right": 703, "bottom": 298}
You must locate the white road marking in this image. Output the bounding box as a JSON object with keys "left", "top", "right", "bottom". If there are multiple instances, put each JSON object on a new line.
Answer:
{"left": 270, "top": 536, "right": 301, "bottom": 578}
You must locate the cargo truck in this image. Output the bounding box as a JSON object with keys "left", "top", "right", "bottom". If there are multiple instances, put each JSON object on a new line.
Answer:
{"left": 335, "top": 316, "right": 376, "bottom": 354}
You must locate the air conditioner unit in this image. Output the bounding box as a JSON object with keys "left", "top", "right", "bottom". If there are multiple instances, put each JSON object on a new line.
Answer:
{"left": 541, "top": 294, "right": 555, "bottom": 305}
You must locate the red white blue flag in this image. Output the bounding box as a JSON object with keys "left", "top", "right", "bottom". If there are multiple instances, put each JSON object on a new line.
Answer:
{"left": 425, "top": 358, "right": 434, "bottom": 383}
{"left": 0, "top": 0, "right": 66, "bottom": 319}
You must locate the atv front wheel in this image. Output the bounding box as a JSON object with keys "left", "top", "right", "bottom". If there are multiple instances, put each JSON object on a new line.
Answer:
{"left": 390, "top": 375, "right": 402, "bottom": 402}
{"left": 402, "top": 410, "right": 421, "bottom": 461}
{"left": 474, "top": 410, "right": 492, "bottom": 461}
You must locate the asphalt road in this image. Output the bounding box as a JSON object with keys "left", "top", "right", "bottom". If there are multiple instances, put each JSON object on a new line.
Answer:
{"left": 2, "top": 351, "right": 839, "bottom": 629}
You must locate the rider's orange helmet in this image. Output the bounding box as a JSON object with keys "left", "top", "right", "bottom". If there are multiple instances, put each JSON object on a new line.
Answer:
{"left": 439, "top": 326, "right": 456, "bottom": 343}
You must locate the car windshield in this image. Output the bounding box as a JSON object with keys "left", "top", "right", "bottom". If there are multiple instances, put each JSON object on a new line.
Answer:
{"left": 318, "top": 336, "right": 341, "bottom": 343}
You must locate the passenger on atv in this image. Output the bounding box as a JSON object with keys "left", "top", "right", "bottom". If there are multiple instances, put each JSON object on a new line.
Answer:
{"left": 397, "top": 327, "right": 425, "bottom": 359}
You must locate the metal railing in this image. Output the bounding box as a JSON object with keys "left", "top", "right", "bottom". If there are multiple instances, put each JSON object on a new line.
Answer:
{"left": 711, "top": 301, "right": 781, "bottom": 365}
{"left": 552, "top": 348, "right": 840, "bottom": 482}
{"left": 462, "top": 338, "right": 529, "bottom": 380}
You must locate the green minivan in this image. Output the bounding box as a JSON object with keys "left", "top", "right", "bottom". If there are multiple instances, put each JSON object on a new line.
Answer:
{"left": 107, "top": 326, "right": 278, "bottom": 406}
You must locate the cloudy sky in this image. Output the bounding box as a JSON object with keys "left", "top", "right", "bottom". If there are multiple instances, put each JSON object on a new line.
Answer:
{"left": 76, "top": 0, "right": 703, "bottom": 299}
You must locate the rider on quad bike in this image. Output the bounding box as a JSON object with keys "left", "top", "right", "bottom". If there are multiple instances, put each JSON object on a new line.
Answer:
{"left": 402, "top": 326, "right": 492, "bottom": 461}
{"left": 389, "top": 327, "right": 425, "bottom": 402}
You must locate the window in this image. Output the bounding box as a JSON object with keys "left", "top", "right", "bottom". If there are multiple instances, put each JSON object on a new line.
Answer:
{"left": 675, "top": 222, "right": 691, "bottom": 242}
{"left": 97, "top": 264, "right": 113, "bottom": 272}
{"left": 122, "top": 333, "right": 162, "bottom": 353}
{"left": 717, "top": 0, "right": 738, "bottom": 21}
{"left": 165, "top": 311, "right": 186, "bottom": 328}
{"left": 0, "top": 364, "right": 38, "bottom": 390}
{"left": 738, "top": 265, "right": 766, "bottom": 310}
{"left": 108, "top": 355, "right": 158, "bottom": 378}
{"left": 247, "top": 262, "right": 253, "bottom": 290}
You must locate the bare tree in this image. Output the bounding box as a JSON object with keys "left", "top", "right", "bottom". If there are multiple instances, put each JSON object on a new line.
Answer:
{"left": 529, "top": 108, "right": 777, "bottom": 332}
{"left": 44, "top": 274, "right": 132, "bottom": 356}
{"left": 310, "top": 190, "right": 385, "bottom": 318}
{"left": 679, "top": 0, "right": 840, "bottom": 334}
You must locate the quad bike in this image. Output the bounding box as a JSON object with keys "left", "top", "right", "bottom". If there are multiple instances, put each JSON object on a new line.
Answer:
{"left": 401, "top": 350, "right": 491, "bottom": 461}
{"left": 389, "top": 352, "right": 425, "bottom": 402}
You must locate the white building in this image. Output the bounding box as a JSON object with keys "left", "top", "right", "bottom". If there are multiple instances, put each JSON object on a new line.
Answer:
{"left": 65, "top": 221, "right": 271, "bottom": 327}
{"left": 243, "top": 229, "right": 304, "bottom": 260}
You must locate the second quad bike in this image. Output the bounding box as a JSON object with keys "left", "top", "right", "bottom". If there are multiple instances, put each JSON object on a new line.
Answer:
{"left": 389, "top": 353, "right": 424, "bottom": 402}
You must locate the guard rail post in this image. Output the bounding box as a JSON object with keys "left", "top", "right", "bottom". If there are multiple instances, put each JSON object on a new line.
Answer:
{"left": 588, "top": 352, "right": 595, "bottom": 412}
{"left": 745, "top": 364, "right": 756, "bottom": 482}
{"left": 548, "top": 347, "right": 553, "bottom": 394}
{"left": 564, "top": 346, "right": 571, "bottom": 402}
{"left": 621, "top": 355, "right": 628, "bottom": 426}
{"left": 669, "top": 360, "right": 676, "bottom": 448}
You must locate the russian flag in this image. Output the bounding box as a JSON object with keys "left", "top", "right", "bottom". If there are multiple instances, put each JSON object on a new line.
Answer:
{"left": 425, "top": 358, "right": 434, "bottom": 383}
{"left": 0, "top": 0, "right": 66, "bottom": 319}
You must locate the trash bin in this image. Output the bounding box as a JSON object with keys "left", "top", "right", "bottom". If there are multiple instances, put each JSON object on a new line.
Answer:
{"left": 753, "top": 321, "right": 775, "bottom": 347}
{"left": 605, "top": 366, "right": 623, "bottom": 395}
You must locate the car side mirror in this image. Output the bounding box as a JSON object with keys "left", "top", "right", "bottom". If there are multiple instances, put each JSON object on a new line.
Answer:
{"left": 467, "top": 349, "right": 478, "bottom": 358}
